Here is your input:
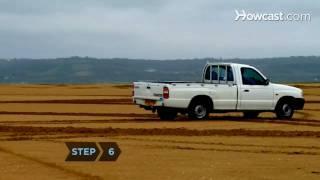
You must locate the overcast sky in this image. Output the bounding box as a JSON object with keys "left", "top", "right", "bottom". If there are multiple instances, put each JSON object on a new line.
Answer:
{"left": 0, "top": 0, "right": 319, "bottom": 59}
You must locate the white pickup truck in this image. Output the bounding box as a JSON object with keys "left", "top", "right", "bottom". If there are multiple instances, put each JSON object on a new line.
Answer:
{"left": 133, "top": 63, "right": 304, "bottom": 120}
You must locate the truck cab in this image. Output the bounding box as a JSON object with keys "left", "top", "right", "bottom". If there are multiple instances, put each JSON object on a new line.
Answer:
{"left": 133, "top": 63, "right": 304, "bottom": 120}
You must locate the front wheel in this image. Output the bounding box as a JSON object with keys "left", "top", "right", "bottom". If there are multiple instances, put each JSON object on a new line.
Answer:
{"left": 188, "top": 101, "right": 209, "bottom": 120}
{"left": 275, "top": 101, "right": 294, "bottom": 119}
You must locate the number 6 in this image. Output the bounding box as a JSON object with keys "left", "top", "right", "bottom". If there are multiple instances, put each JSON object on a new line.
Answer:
{"left": 108, "top": 147, "right": 115, "bottom": 156}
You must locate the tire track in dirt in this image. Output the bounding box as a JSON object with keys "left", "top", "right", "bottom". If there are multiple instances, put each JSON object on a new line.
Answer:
{"left": 0, "top": 110, "right": 319, "bottom": 126}
{"left": 1, "top": 134, "right": 89, "bottom": 141}
{"left": 186, "top": 114, "right": 320, "bottom": 127}
{"left": 116, "top": 137, "right": 320, "bottom": 150}
{"left": 0, "top": 125, "right": 320, "bottom": 137}
{"left": 0, "top": 146, "right": 102, "bottom": 180}
{"left": 0, "top": 118, "right": 158, "bottom": 125}
{"left": 0, "top": 111, "right": 155, "bottom": 118}
{"left": 1, "top": 116, "right": 320, "bottom": 127}
{"left": 0, "top": 99, "right": 132, "bottom": 105}
{"left": 137, "top": 144, "right": 320, "bottom": 156}
{"left": 210, "top": 118, "right": 320, "bottom": 127}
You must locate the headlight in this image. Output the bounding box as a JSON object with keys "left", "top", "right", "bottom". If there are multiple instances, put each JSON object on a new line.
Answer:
{"left": 300, "top": 90, "right": 304, "bottom": 97}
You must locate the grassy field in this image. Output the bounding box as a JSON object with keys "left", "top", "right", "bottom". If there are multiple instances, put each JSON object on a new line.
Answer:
{"left": 0, "top": 84, "right": 319, "bottom": 180}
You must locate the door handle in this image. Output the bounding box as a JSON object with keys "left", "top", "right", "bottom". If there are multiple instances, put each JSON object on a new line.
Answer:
{"left": 244, "top": 89, "right": 250, "bottom": 92}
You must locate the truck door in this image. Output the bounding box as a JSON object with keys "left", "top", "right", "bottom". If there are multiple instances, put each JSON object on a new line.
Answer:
{"left": 207, "top": 65, "right": 237, "bottom": 110}
{"left": 239, "top": 67, "right": 273, "bottom": 110}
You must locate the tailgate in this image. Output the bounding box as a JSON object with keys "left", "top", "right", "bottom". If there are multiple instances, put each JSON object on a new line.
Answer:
{"left": 133, "top": 82, "right": 164, "bottom": 100}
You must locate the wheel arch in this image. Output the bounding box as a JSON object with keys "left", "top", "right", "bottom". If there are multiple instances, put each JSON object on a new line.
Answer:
{"left": 275, "top": 96, "right": 295, "bottom": 110}
{"left": 188, "top": 95, "right": 214, "bottom": 111}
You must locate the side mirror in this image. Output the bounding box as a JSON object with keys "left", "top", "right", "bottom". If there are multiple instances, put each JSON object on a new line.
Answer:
{"left": 265, "top": 79, "right": 270, "bottom": 85}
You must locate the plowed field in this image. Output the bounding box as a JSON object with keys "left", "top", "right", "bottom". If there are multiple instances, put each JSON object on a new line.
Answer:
{"left": 0, "top": 84, "right": 319, "bottom": 180}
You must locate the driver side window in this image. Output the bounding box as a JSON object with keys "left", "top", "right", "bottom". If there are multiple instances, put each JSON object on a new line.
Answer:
{"left": 241, "top": 67, "right": 265, "bottom": 85}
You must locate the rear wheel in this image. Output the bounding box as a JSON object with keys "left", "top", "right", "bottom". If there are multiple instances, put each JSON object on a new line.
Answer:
{"left": 276, "top": 101, "right": 294, "bottom": 119}
{"left": 188, "top": 101, "right": 209, "bottom": 120}
{"left": 243, "top": 112, "right": 260, "bottom": 119}
{"left": 157, "top": 108, "right": 177, "bottom": 120}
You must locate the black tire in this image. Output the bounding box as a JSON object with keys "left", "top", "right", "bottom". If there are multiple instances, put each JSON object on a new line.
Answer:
{"left": 188, "top": 101, "right": 209, "bottom": 120}
{"left": 157, "top": 108, "right": 177, "bottom": 120}
{"left": 243, "top": 112, "right": 260, "bottom": 119}
{"left": 275, "top": 101, "right": 294, "bottom": 119}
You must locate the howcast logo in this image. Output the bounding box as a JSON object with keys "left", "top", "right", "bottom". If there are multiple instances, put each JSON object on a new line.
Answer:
{"left": 234, "top": 10, "right": 311, "bottom": 22}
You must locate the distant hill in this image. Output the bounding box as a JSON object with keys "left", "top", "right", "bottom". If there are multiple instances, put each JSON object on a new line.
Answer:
{"left": 0, "top": 56, "right": 319, "bottom": 83}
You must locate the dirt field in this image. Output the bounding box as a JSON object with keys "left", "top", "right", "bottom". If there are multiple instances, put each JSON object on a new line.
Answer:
{"left": 0, "top": 84, "right": 319, "bottom": 180}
